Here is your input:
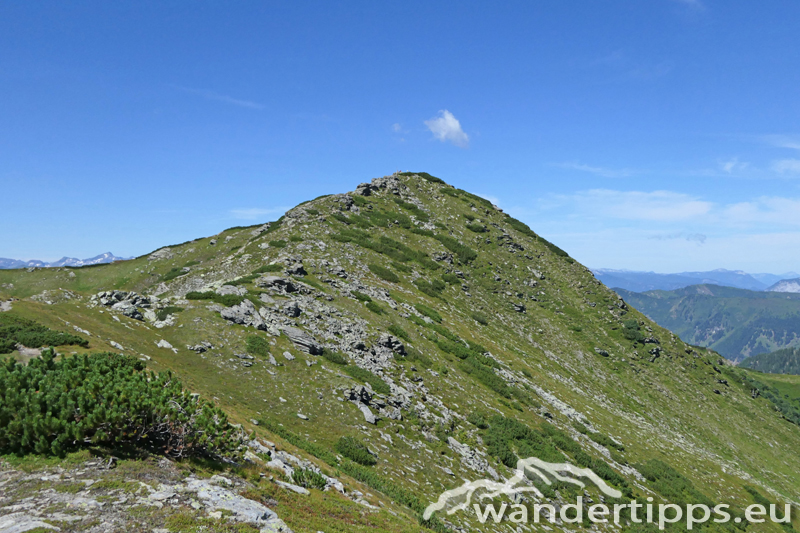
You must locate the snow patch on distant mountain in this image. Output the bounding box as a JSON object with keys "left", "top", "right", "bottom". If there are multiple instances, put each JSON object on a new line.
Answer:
{"left": 0, "top": 252, "right": 130, "bottom": 269}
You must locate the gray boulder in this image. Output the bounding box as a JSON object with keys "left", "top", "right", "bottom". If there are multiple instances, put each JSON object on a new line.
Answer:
{"left": 280, "top": 326, "right": 322, "bottom": 354}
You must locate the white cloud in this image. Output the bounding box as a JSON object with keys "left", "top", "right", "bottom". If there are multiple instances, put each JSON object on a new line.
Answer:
{"left": 424, "top": 110, "right": 469, "bottom": 148}
{"left": 175, "top": 85, "right": 264, "bottom": 109}
{"left": 772, "top": 159, "right": 800, "bottom": 174}
{"left": 648, "top": 232, "right": 707, "bottom": 244}
{"left": 762, "top": 135, "right": 800, "bottom": 151}
{"left": 229, "top": 207, "right": 288, "bottom": 220}
{"left": 720, "top": 157, "right": 748, "bottom": 174}
{"left": 560, "top": 189, "right": 712, "bottom": 222}
{"left": 392, "top": 123, "right": 403, "bottom": 132}
{"left": 721, "top": 197, "right": 800, "bottom": 227}
{"left": 557, "top": 162, "right": 637, "bottom": 178}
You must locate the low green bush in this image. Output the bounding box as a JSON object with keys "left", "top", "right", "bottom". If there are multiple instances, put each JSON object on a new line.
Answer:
{"left": 351, "top": 291, "right": 372, "bottom": 302}
{"left": 321, "top": 348, "right": 347, "bottom": 365}
{"left": 392, "top": 197, "right": 430, "bottom": 222}
{"left": 388, "top": 325, "right": 410, "bottom": 341}
{"left": 433, "top": 234, "right": 477, "bottom": 263}
{"left": 291, "top": 468, "right": 327, "bottom": 490}
{"left": 351, "top": 195, "right": 369, "bottom": 207}
{"left": 343, "top": 365, "right": 391, "bottom": 394}
{"left": 368, "top": 263, "right": 399, "bottom": 283}
{"left": 413, "top": 278, "right": 446, "bottom": 298}
{"left": 0, "top": 314, "right": 88, "bottom": 354}
{"left": 463, "top": 213, "right": 476, "bottom": 221}
{"left": 622, "top": 319, "right": 645, "bottom": 343}
{"left": 253, "top": 264, "right": 283, "bottom": 274}
{"left": 365, "top": 301, "right": 384, "bottom": 315}
{"left": 414, "top": 303, "right": 442, "bottom": 323}
{"left": 225, "top": 274, "right": 259, "bottom": 286}
{"left": 471, "top": 311, "right": 488, "bottom": 325}
{"left": 467, "top": 412, "right": 489, "bottom": 429}
{"left": 185, "top": 291, "right": 244, "bottom": 307}
{"left": 305, "top": 208, "right": 319, "bottom": 216}
{"left": 402, "top": 346, "right": 432, "bottom": 368}
{"left": 162, "top": 267, "right": 189, "bottom": 282}
{"left": 441, "top": 273, "right": 460, "bottom": 285}
{"left": 268, "top": 240, "right": 287, "bottom": 248}
{"left": 399, "top": 171, "right": 445, "bottom": 184}
{"left": 335, "top": 436, "right": 376, "bottom": 466}
{"left": 0, "top": 351, "right": 241, "bottom": 458}
{"left": 246, "top": 335, "right": 271, "bottom": 357}
{"left": 466, "top": 223, "right": 487, "bottom": 233}
{"left": 155, "top": 306, "right": 184, "bottom": 322}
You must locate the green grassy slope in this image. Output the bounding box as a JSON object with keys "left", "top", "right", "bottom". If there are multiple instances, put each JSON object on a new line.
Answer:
{"left": 2, "top": 172, "right": 799, "bottom": 532}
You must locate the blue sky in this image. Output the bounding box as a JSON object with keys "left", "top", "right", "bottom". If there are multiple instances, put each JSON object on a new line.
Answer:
{"left": 2, "top": 1, "right": 800, "bottom": 273}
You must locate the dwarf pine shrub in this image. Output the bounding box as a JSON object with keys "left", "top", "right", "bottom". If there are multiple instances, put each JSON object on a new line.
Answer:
{"left": 0, "top": 351, "right": 241, "bottom": 458}
{"left": 0, "top": 314, "right": 88, "bottom": 354}
{"left": 335, "top": 436, "right": 376, "bottom": 466}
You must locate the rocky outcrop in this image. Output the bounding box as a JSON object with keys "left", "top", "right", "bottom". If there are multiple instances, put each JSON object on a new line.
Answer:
{"left": 280, "top": 326, "right": 322, "bottom": 354}
{"left": 220, "top": 300, "right": 267, "bottom": 330}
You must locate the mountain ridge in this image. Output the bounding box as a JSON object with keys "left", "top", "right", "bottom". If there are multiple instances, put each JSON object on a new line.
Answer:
{"left": 0, "top": 252, "right": 130, "bottom": 270}
{"left": 1, "top": 172, "right": 799, "bottom": 532}
{"left": 593, "top": 267, "right": 799, "bottom": 293}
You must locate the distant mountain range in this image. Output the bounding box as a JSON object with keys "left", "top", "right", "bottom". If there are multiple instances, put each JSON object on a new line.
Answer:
{"left": 0, "top": 252, "right": 130, "bottom": 269}
{"left": 617, "top": 284, "right": 800, "bottom": 362}
{"left": 593, "top": 268, "right": 800, "bottom": 293}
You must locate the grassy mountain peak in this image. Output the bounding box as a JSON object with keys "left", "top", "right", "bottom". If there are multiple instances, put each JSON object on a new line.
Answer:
{"left": 1, "top": 172, "right": 799, "bottom": 532}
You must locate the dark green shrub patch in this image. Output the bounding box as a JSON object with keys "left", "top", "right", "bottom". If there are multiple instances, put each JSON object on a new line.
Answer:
{"left": 459, "top": 357, "right": 511, "bottom": 397}
{"left": 466, "top": 223, "right": 487, "bottom": 233}
{"left": 343, "top": 365, "right": 391, "bottom": 394}
{"left": 0, "top": 351, "right": 241, "bottom": 458}
{"left": 622, "top": 319, "right": 645, "bottom": 343}
{"left": 368, "top": 264, "right": 399, "bottom": 283}
{"left": 433, "top": 234, "right": 477, "bottom": 263}
{"left": 321, "top": 348, "right": 347, "bottom": 365}
{"left": 225, "top": 274, "right": 259, "bottom": 286}
{"left": 467, "top": 412, "right": 489, "bottom": 429}
{"left": 413, "top": 303, "right": 442, "bottom": 323}
{"left": 246, "top": 335, "right": 271, "bottom": 357}
{"left": 392, "top": 198, "right": 430, "bottom": 222}
{"left": 335, "top": 436, "right": 376, "bottom": 466}
{"left": 399, "top": 171, "right": 445, "bottom": 184}
{"left": 401, "top": 346, "right": 432, "bottom": 368}
{"left": 253, "top": 264, "right": 284, "bottom": 274}
{"left": 161, "top": 267, "right": 189, "bottom": 282}
{"left": 388, "top": 325, "right": 410, "bottom": 341}
{"left": 0, "top": 314, "right": 88, "bottom": 354}
{"left": 351, "top": 291, "right": 372, "bottom": 302}
{"left": 155, "top": 306, "right": 184, "bottom": 322}
{"left": 441, "top": 273, "right": 460, "bottom": 285}
{"left": 185, "top": 291, "right": 245, "bottom": 307}
{"left": 471, "top": 311, "right": 489, "bottom": 325}
{"left": 365, "top": 301, "right": 384, "bottom": 315}
{"left": 268, "top": 240, "right": 287, "bottom": 248}
{"left": 291, "top": 468, "right": 327, "bottom": 490}
{"left": 413, "top": 278, "right": 446, "bottom": 298}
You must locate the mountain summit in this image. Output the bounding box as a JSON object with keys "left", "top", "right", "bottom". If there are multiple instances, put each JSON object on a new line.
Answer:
{"left": 1, "top": 172, "right": 798, "bottom": 532}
